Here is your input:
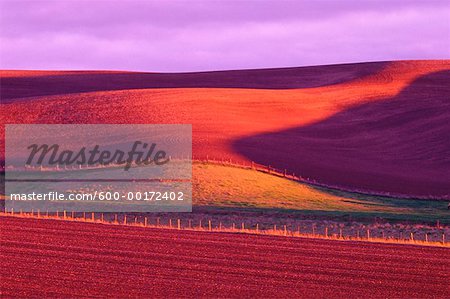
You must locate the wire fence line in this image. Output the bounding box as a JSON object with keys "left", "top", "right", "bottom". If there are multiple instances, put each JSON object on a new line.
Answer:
{"left": 1, "top": 210, "right": 448, "bottom": 247}
{"left": 4, "top": 156, "right": 449, "bottom": 200}
{"left": 192, "top": 157, "right": 450, "bottom": 201}
{"left": 3, "top": 156, "right": 448, "bottom": 245}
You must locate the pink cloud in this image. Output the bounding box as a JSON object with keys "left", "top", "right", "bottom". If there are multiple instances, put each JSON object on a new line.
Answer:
{"left": 0, "top": 0, "right": 448, "bottom": 71}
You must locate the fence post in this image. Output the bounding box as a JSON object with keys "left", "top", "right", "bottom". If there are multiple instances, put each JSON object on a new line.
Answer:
{"left": 37, "top": 209, "right": 40, "bottom": 218}
{"left": 425, "top": 233, "right": 428, "bottom": 243}
{"left": 284, "top": 225, "right": 287, "bottom": 236}
{"left": 274, "top": 224, "right": 277, "bottom": 232}
{"left": 114, "top": 214, "right": 118, "bottom": 224}
{"left": 232, "top": 223, "right": 235, "bottom": 231}
{"left": 199, "top": 220, "right": 202, "bottom": 229}
{"left": 91, "top": 212, "right": 95, "bottom": 222}
{"left": 410, "top": 232, "right": 414, "bottom": 242}
{"left": 101, "top": 213, "right": 104, "bottom": 222}
{"left": 367, "top": 229, "right": 370, "bottom": 240}
{"left": 209, "top": 220, "right": 212, "bottom": 231}
{"left": 71, "top": 211, "right": 74, "bottom": 219}
{"left": 63, "top": 210, "right": 67, "bottom": 219}
{"left": 443, "top": 233, "right": 446, "bottom": 244}
{"left": 169, "top": 219, "right": 172, "bottom": 228}
{"left": 241, "top": 222, "right": 245, "bottom": 232}
{"left": 339, "top": 228, "right": 342, "bottom": 239}
{"left": 256, "top": 223, "right": 259, "bottom": 233}
{"left": 134, "top": 216, "right": 137, "bottom": 225}
{"left": 188, "top": 219, "right": 192, "bottom": 229}
{"left": 144, "top": 217, "right": 148, "bottom": 227}
{"left": 325, "top": 227, "right": 328, "bottom": 238}
{"left": 178, "top": 219, "right": 181, "bottom": 230}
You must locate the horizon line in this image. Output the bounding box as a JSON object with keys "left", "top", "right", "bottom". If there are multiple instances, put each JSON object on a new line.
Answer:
{"left": 2, "top": 59, "right": 449, "bottom": 74}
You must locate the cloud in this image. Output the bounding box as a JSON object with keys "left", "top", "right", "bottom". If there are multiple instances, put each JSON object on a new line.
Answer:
{"left": 0, "top": 0, "right": 449, "bottom": 71}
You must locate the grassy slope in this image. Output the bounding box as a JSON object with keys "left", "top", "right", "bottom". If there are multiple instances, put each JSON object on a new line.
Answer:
{"left": 193, "top": 163, "right": 449, "bottom": 223}
{"left": 1, "top": 162, "right": 447, "bottom": 223}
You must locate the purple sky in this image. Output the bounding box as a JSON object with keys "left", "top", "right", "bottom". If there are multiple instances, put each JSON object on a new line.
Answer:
{"left": 0, "top": 0, "right": 449, "bottom": 72}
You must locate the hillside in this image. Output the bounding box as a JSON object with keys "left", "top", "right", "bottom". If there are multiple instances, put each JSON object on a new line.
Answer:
{"left": 1, "top": 60, "right": 449, "bottom": 197}
{"left": 192, "top": 163, "right": 448, "bottom": 222}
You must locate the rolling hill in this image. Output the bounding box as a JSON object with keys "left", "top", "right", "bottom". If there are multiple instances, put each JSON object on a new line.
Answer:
{"left": 1, "top": 60, "right": 449, "bottom": 198}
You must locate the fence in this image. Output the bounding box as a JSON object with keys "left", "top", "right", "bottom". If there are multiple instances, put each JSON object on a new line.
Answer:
{"left": 1, "top": 209, "right": 447, "bottom": 247}
{"left": 2, "top": 157, "right": 448, "bottom": 246}
{"left": 4, "top": 156, "right": 449, "bottom": 200}
{"left": 193, "top": 157, "right": 450, "bottom": 200}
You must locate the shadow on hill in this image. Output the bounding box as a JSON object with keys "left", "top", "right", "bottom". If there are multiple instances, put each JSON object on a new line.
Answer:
{"left": 233, "top": 70, "right": 450, "bottom": 198}
{"left": 0, "top": 62, "right": 388, "bottom": 101}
